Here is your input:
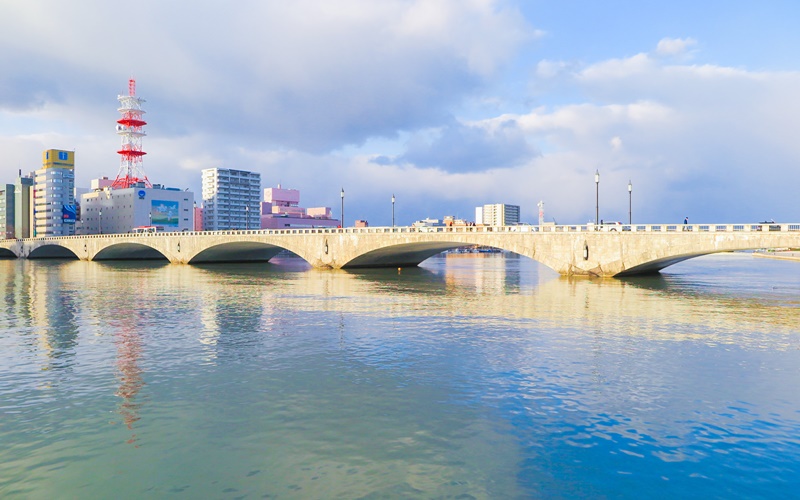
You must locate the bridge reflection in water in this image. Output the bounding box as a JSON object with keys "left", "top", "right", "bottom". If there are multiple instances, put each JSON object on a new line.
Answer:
{"left": 1, "top": 222, "right": 799, "bottom": 277}
{"left": 2, "top": 254, "right": 797, "bottom": 366}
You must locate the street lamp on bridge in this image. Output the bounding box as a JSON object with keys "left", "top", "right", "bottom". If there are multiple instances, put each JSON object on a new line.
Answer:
{"left": 392, "top": 194, "right": 395, "bottom": 227}
{"left": 628, "top": 180, "right": 632, "bottom": 225}
{"left": 595, "top": 170, "right": 600, "bottom": 225}
{"left": 340, "top": 188, "right": 345, "bottom": 228}
{"left": 99, "top": 210, "right": 102, "bottom": 235}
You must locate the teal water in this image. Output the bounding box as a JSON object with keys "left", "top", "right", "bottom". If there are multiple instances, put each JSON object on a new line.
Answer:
{"left": 1, "top": 253, "right": 799, "bottom": 498}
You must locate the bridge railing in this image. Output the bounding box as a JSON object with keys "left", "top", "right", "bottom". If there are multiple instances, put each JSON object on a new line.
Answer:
{"left": 5, "top": 223, "right": 800, "bottom": 243}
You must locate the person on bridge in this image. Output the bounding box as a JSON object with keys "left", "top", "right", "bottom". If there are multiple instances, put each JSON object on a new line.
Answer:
{"left": 684, "top": 217, "right": 689, "bottom": 225}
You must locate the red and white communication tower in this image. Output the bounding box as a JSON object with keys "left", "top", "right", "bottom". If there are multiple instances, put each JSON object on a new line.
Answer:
{"left": 112, "top": 79, "right": 152, "bottom": 189}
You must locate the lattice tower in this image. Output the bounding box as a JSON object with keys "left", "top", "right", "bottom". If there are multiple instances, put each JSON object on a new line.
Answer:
{"left": 112, "top": 79, "right": 151, "bottom": 189}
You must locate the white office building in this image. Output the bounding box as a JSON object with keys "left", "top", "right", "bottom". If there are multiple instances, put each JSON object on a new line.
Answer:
{"left": 202, "top": 168, "right": 261, "bottom": 230}
{"left": 34, "top": 149, "right": 76, "bottom": 237}
{"left": 79, "top": 182, "right": 195, "bottom": 235}
{"left": 477, "top": 203, "right": 520, "bottom": 226}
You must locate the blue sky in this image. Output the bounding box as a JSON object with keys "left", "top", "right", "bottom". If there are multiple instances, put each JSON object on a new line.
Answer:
{"left": 2, "top": 0, "right": 800, "bottom": 226}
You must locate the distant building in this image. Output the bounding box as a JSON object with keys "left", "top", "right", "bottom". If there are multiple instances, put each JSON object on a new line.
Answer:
{"left": 202, "top": 168, "right": 261, "bottom": 230}
{"left": 443, "top": 215, "right": 470, "bottom": 226}
{"left": 354, "top": 220, "right": 368, "bottom": 228}
{"left": 194, "top": 204, "right": 203, "bottom": 231}
{"left": 0, "top": 184, "right": 14, "bottom": 239}
{"left": 79, "top": 183, "right": 194, "bottom": 234}
{"left": 477, "top": 203, "right": 520, "bottom": 226}
{"left": 34, "top": 149, "right": 76, "bottom": 237}
{"left": 14, "top": 173, "right": 34, "bottom": 239}
{"left": 260, "top": 185, "right": 339, "bottom": 229}
{"left": 412, "top": 218, "right": 444, "bottom": 227}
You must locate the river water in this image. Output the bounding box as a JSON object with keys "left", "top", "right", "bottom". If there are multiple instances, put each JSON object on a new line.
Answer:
{"left": 1, "top": 253, "right": 799, "bottom": 498}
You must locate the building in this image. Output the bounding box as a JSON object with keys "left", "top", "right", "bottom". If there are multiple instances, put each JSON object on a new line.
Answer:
{"left": 260, "top": 185, "right": 339, "bottom": 229}
{"left": 443, "top": 215, "right": 470, "bottom": 226}
{"left": 0, "top": 184, "right": 14, "bottom": 239}
{"left": 477, "top": 203, "right": 520, "bottom": 226}
{"left": 194, "top": 203, "right": 203, "bottom": 231}
{"left": 201, "top": 168, "right": 261, "bottom": 230}
{"left": 34, "top": 149, "right": 76, "bottom": 237}
{"left": 14, "top": 174, "right": 34, "bottom": 239}
{"left": 412, "top": 218, "right": 445, "bottom": 227}
{"left": 79, "top": 183, "right": 194, "bottom": 234}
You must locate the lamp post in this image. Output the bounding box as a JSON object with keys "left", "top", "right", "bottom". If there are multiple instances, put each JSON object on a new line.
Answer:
{"left": 149, "top": 211, "right": 152, "bottom": 227}
{"left": 392, "top": 193, "right": 395, "bottom": 227}
{"left": 245, "top": 205, "right": 249, "bottom": 230}
{"left": 595, "top": 170, "right": 600, "bottom": 225}
{"left": 340, "top": 188, "right": 345, "bottom": 228}
{"left": 628, "top": 180, "right": 632, "bottom": 225}
{"left": 99, "top": 210, "right": 102, "bottom": 235}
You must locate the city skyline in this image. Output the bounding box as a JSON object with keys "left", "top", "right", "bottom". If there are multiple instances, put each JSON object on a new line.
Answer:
{"left": 2, "top": 1, "right": 800, "bottom": 226}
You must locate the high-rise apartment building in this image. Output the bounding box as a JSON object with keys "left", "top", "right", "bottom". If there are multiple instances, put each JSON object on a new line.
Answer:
{"left": 0, "top": 184, "right": 14, "bottom": 239}
{"left": 201, "top": 168, "right": 261, "bottom": 230}
{"left": 34, "top": 149, "right": 76, "bottom": 237}
{"left": 477, "top": 203, "right": 520, "bottom": 226}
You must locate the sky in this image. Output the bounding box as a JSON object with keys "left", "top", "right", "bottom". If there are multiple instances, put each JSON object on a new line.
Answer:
{"left": 2, "top": 0, "right": 800, "bottom": 226}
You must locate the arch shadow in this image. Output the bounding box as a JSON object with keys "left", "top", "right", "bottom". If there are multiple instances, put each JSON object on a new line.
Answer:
{"left": 28, "top": 244, "right": 79, "bottom": 260}
{"left": 189, "top": 241, "right": 287, "bottom": 264}
{"left": 94, "top": 243, "right": 169, "bottom": 261}
{"left": 343, "top": 242, "right": 487, "bottom": 268}
{"left": 0, "top": 247, "right": 17, "bottom": 259}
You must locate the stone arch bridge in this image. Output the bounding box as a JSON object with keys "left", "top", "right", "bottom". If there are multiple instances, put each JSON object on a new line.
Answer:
{"left": 1, "top": 223, "right": 798, "bottom": 277}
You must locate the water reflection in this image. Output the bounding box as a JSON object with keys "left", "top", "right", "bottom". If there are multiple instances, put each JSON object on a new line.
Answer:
{"left": 114, "top": 327, "right": 144, "bottom": 445}
{"left": 2, "top": 254, "right": 799, "bottom": 497}
{"left": 4, "top": 254, "right": 799, "bottom": 375}
{"left": 0, "top": 260, "right": 81, "bottom": 371}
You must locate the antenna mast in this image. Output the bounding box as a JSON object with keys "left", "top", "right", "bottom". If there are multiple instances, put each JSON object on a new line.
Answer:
{"left": 112, "top": 79, "right": 151, "bottom": 189}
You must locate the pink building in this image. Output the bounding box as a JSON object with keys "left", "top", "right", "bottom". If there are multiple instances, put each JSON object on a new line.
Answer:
{"left": 260, "top": 185, "right": 340, "bottom": 229}
{"left": 194, "top": 205, "right": 203, "bottom": 231}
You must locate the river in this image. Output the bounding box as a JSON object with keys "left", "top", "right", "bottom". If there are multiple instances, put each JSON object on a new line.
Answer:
{"left": 1, "top": 252, "right": 799, "bottom": 498}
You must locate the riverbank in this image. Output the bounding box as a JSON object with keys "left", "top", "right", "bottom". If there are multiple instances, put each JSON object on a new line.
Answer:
{"left": 754, "top": 250, "right": 800, "bottom": 261}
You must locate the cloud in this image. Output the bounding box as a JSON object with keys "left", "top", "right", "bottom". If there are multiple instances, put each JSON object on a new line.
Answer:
{"left": 655, "top": 37, "right": 697, "bottom": 57}
{"left": 382, "top": 119, "right": 538, "bottom": 172}
{"left": 509, "top": 42, "right": 800, "bottom": 223}
{"left": 0, "top": 0, "right": 533, "bottom": 154}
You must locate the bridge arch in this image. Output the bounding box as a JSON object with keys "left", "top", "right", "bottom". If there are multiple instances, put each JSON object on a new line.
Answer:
{"left": 188, "top": 240, "right": 290, "bottom": 263}
{"left": 93, "top": 242, "right": 168, "bottom": 261}
{"left": 0, "top": 247, "right": 16, "bottom": 259}
{"left": 343, "top": 242, "right": 479, "bottom": 268}
{"left": 28, "top": 243, "right": 80, "bottom": 260}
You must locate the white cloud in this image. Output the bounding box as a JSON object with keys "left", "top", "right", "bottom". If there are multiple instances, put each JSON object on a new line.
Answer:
{"left": 655, "top": 37, "right": 697, "bottom": 57}
{"left": 509, "top": 45, "right": 800, "bottom": 223}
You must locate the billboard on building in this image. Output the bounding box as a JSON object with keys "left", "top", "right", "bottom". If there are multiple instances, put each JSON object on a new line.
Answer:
{"left": 151, "top": 200, "right": 179, "bottom": 227}
{"left": 61, "top": 204, "right": 77, "bottom": 224}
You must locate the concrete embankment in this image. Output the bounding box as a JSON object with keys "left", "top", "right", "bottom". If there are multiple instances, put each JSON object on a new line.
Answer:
{"left": 754, "top": 250, "right": 800, "bottom": 261}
